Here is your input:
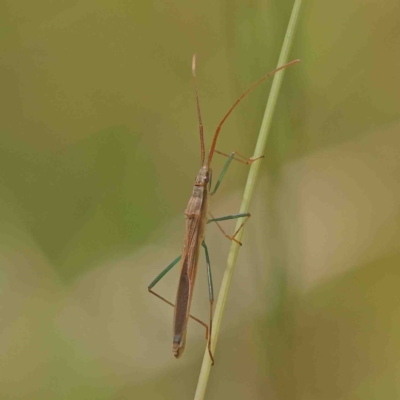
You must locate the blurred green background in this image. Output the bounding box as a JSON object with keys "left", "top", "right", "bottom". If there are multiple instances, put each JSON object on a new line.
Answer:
{"left": 1, "top": 1, "right": 400, "bottom": 399}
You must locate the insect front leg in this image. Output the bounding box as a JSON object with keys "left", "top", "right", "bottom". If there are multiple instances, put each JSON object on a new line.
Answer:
{"left": 211, "top": 151, "right": 263, "bottom": 195}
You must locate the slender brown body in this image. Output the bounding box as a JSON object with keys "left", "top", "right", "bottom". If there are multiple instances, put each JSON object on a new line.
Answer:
{"left": 147, "top": 56, "right": 299, "bottom": 363}
{"left": 172, "top": 166, "right": 211, "bottom": 358}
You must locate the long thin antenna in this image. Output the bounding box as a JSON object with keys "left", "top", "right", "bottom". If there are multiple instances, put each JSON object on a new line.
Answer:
{"left": 192, "top": 54, "right": 206, "bottom": 166}
{"left": 206, "top": 59, "right": 300, "bottom": 166}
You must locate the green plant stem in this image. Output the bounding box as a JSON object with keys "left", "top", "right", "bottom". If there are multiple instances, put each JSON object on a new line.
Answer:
{"left": 194, "top": 0, "right": 302, "bottom": 398}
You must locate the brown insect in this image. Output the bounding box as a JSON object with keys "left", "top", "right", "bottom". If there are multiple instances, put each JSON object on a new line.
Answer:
{"left": 148, "top": 56, "right": 299, "bottom": 364}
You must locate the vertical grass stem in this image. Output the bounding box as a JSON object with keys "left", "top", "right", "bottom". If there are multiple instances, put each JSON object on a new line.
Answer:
{"left": 194, "top": 0, "right": 302, "bottom": 398}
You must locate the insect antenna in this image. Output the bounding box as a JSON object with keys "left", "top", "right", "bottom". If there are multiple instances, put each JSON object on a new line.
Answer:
{"left": 192, "top": 54, "right": 206, "bottom": 166}
{"left": 206, "top": 59, "right": 300, "bottom": 167}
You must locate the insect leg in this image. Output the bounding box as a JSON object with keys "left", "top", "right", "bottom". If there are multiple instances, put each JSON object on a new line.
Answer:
{"left": 215, "top": 150, "right": 264, "bottom": 164}
{"left": 201, "top": 240, "right": 215, "bottom": 365}
{"left": 148, "top": 254, "right": 213, "bottom": 356}
{"left": 211, "top": 151, "right": 263, "bottom": 195}
{"left": 148, "top": 255, "right": 182, "bottom": 290}
{"left": 207, "top": 212, "right": 251, "bottom": 246}
{"left": 148, "top": 255, "right": 182, "bottom": 310}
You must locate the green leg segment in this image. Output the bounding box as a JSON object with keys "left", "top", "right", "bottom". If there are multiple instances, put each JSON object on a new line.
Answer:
{"left": 207, "top": 213, "right": 250, "bottom": 224}
{"left": 148, "top": 254, "right": 182, "bottom": 289}
{"left": 201, "top": 241, "right": 214, "bottom": 303}
{"left": 210, "top": 152, "right": 236, "bottom": 195}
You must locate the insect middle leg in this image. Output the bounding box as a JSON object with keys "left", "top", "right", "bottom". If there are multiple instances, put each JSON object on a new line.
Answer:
{"left": 207, "top": 212, "right": 251, "bottom": 246}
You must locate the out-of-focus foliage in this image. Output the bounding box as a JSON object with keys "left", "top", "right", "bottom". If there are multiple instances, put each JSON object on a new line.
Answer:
{"left": 1, "top": 1, "right": 399, "bottom": 399}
